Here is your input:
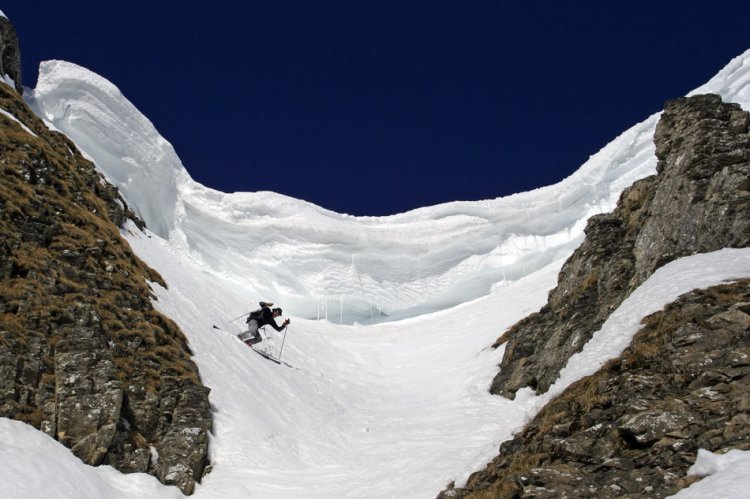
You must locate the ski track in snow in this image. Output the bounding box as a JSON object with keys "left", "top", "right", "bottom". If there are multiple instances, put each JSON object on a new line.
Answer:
{"left": 2, "top": 49, "right": 748, "bottom": 497}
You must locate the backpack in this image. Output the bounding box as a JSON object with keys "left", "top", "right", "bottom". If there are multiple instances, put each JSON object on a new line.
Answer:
{"left": 246, "top": 301, "right": 272, "bottom": 323}
{"left": 246, "top": 308, "right": 263, "bottom": 323}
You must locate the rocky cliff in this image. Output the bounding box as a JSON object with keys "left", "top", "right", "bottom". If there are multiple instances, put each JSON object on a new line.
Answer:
{"left": 492, "top": 94, "right": 750, "bottom": 399}
{"left": 0, "top": 22, "right": 211, "bottom": 494}
{"left": 439, "top": 95, "right": 750, "bottom": 497}
{"left": 443, "top": 280, "right": 750, "bottom": 498}
{"left": 0, "top": 15, "right": 22, "bottom": 94}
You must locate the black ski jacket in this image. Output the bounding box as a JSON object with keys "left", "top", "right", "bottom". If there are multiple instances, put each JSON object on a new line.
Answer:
{"left": 253, "top": 307, "right": 286, "bottom": 332}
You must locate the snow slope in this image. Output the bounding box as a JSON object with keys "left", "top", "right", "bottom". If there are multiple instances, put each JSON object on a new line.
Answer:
{"left": 3, "top": 249, "right": 750, "bottom": 498}
{"left": 4, "top": 49, "right": 748, "bottom": 498}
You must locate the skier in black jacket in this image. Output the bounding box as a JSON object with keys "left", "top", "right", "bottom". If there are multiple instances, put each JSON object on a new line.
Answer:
{"left": 238, "top": 302, "right": 290, "bottom": 346}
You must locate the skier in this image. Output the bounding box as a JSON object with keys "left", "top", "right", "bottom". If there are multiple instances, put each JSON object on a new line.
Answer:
{"left": 238, "top": 302, "right": 290, "bottom": 347}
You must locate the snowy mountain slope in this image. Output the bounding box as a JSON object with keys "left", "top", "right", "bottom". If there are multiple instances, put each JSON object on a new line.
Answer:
{"left": 0, "top": 419, "right": 182, "bottom": 499}
{"left": 9, "top": 48, "right": 750, "bottom": 498}
{"left": 689, "top": 48, "right": 750, "bottom": 102}
{"left": 123, "top": 226, "right": 562, "bottom": 498}
{"left": 4, "top": 247, "right": 750, "bottom": 498}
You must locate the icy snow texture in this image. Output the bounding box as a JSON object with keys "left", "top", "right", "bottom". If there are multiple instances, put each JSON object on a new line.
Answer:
{"left": 668, "top": 449, "right": 750, "bottom": 499}
{"left": 10, "top": 48, "right": 750, "bottom": 498}
{"left": 0, "top": 418, "right": 181, "bottom": 499}
{"left": 25, "top": 61, "right": 656, "bottom": 324}
{"left": 27, "top": 60, "right": 182, "bottom": 238}
{"left": 25, "top": 52, "right": 750, "bottom": 324}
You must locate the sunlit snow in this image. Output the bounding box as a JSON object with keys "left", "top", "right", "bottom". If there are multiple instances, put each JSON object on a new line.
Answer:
{"left": 4, "top": 49, "right": 749, "bottom": 498}
{"left": 670, "top": 449, "right": 750, "bottom": 499}
{"left": 26, "top": 59, "right": 663, "bottom": 323}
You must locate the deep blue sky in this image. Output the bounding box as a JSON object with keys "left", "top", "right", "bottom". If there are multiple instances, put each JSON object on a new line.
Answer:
{"left": 7, "top": 2, "right": 750, "bottom": 215}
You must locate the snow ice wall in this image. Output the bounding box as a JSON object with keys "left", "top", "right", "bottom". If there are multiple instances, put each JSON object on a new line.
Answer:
{"left": 25, "top": 51, "right": 750, "bottom": 323}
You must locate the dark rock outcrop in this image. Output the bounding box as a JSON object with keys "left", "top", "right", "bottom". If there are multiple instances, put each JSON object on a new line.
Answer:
{"left": 55, "top": 327, "right": 123, "bottom": 465}
{"left": 491, "top": 94, "right": 750, "bottom": 399}
{"left": 439, "top": 94, "right": 750, "bottom": 497}
{"left": 441, "top": 280, "right": 750, "bottom": 498}
{"left": 0, "top": 61, "right": 210, "bottom": 492}
{"left": 0, "top": 15, "right": 22, "bottom": 94}
{"left": 153, "top": 378, "right": 212, "bottom": 493}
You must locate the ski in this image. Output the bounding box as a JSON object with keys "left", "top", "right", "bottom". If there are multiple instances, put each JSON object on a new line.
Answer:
{"left": 251, "top": 346, "right": 298, "bottom": 369}
{"left": 213, "top": 325, "right": 298, "bottom": 369}
{"left": 251, "top": 347, "right": 282, "bottom": 364}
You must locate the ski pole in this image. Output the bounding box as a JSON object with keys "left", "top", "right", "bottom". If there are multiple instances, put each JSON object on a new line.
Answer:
{"left": 229, "top": 311, "right": 251, "bottom": 323}
{"left": 278, "top": 324, "right": 291, "bottom": 361}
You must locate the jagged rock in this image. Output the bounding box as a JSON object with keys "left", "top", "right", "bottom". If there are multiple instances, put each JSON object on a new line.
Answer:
{"left": 0, "top": 350, "right": 16, "bottom": 405}
{"left": 634, "top": 94, "right": 750, "bottom": 282}
{"left": 113, "top": 447, "right": 152, "bottom": 474}
{"left": 0, "top": 65, "right": 210, "bottom": 493}
{"left": 153, "top": 378, "right": 211, "bottom": 495}
{"left": 123, "top": 381, "right": 161, "bottom": 439}
{"left": 443, "top": 280, "right": 750, "bottom": 498}
{"left": 0, "top": 16, "right": 22, "bottom": 93}
{"left": 36, "top": 361, "right": 57, "bottom": 437}
{"left": 492, "top": 94, "right": 750, "bottom": 399}
{"left": 441, "top": 95, "right": 750, "bottom": 498}
{"left": 617, "top": 399, "right": 701, "bottom": 447}
{"left": 54, "top": 327, "right": 123, "bottom": 465}
{"left": 723, "top": 414, "right": 750, "bottom": 441}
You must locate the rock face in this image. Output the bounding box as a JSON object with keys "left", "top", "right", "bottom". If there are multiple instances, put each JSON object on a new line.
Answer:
{"left": 0, "top": 16, "right": 22, "bottom": 94}
{"left": 55, "top": 327, "right": 123, "bottom": 465}
{"left": 438, "top": 95, "right": 750, "bottom": 497}
{"left": 441, "top": 280, "right": 750, "bottom": 498}
{"left": 0, "top": 64, "right": 211, "bottom": 493}
{"left": 491, "top": 94, "right": 750, "bottom": 399}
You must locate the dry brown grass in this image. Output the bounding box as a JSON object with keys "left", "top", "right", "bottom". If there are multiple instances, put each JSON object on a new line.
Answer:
{"left": 13, "top": 404, "right": 43, "bottom": 428}
{"left": 580, "top": 271, "right": 599, "bottom": 292}
{"left": 132, "top": 431, "right": 149, "bottom": 449}
{"left": 0, "top": 83, "right": 202, "bottom": 422}
{"left": 466, "top": 452, "right": 546, "bottom": 498}
{"left": 493, "top": 328, "right": 513, "bottom": 347}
